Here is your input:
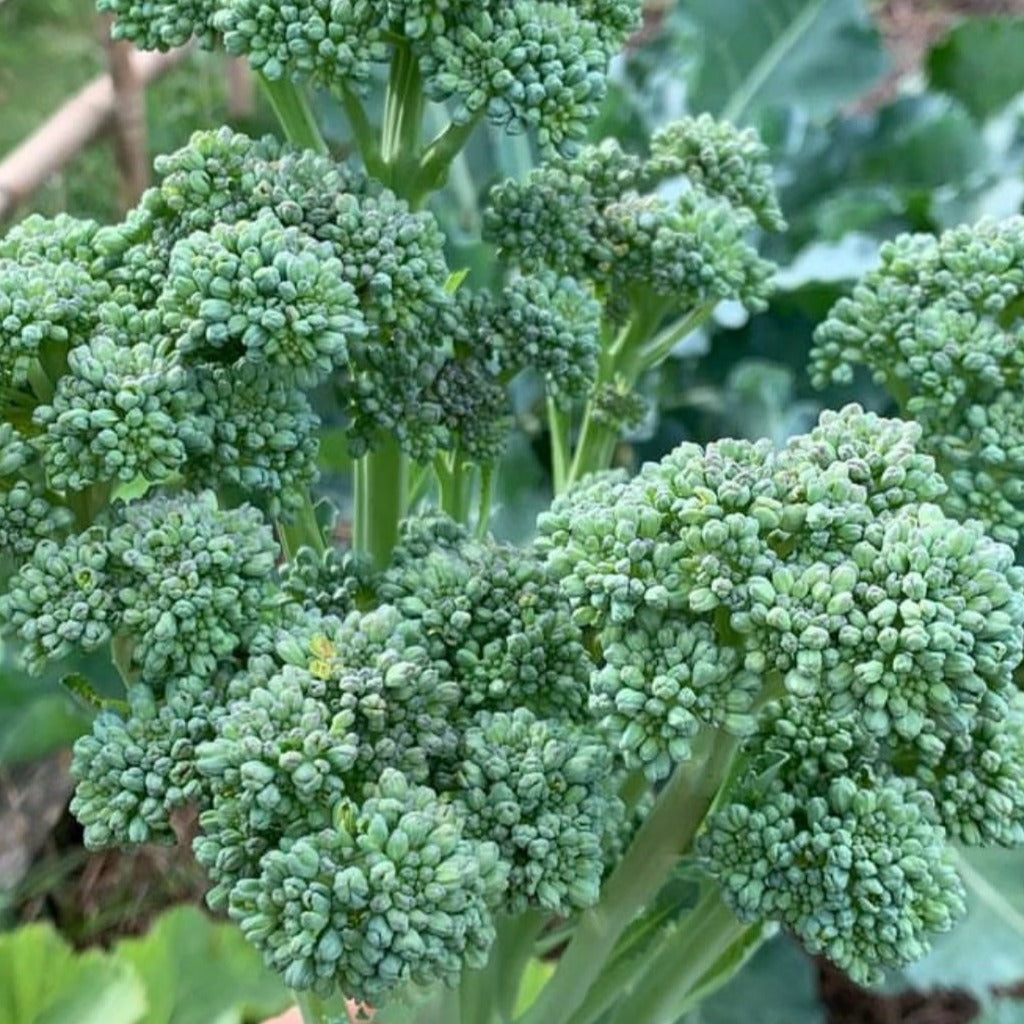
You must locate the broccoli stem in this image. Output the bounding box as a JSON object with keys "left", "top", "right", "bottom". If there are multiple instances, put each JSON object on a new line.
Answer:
{"left": 605, "top": 886, "right": 756, "bottom": 1024}
{"left": 258, "top": 75, "right": 329, "bottom": 155}
{"left": 380, "top": 41, "right": 425, "bottom": 204}
{"left": 277, "top": 492, "right": 327, "bottom": 560}
{"left": 294, "top": 989, "right": 352, "bottom": 1024}
{"left": 354, "top": 435, "right": 407, "bottom": 569}
{"left": 516, "top": 729, "right": 742, "bottom": 1024}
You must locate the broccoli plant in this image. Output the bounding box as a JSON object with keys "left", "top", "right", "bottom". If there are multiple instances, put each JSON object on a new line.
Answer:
{"left": 2, "top": 5, "right": 1024, "bottom": 1024}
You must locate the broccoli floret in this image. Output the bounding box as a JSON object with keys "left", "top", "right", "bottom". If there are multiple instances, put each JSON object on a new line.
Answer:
{"left": 70, "top": 675, "right": 222, "bottom": 847}
{"left": 33, "top": 335, "right": 200, "bottom": 492}
{"left": 485, "top": 127, "right": 779, "bottom": 319}
{"left": 812, "top": 217, "right": 1024, "bottom": 545}
{"left": 453, "top": 708, "right": 623, "bottom": 913}
{"left": 1, "top": 492, "right": 280, "bottom": 677}
{"left": 160, "top": 210, "right": 366, "bottom": 388}
{"left": 227, "top": 768, "right": 506, "bottom": 999}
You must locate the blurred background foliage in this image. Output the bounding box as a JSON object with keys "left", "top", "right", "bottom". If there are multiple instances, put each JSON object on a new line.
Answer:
{"left": 2, "top": 1, "right": 1024, "bottom": 1021}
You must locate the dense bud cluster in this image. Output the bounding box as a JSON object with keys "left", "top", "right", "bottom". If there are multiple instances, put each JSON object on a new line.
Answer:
{"left": 101, "top": 0, "right": 641, "bottom": 155}
{"left": 2, "top": 492, "right": 279, "bottom": 676}
{"left": 484, "top": 120, "right": 782, "bottom": 319}
{"left": 541, "top": 404, "right": 1024, "bottom": 978}
{"left": 812, "top": 217, "right": 1024, "bottom": 545}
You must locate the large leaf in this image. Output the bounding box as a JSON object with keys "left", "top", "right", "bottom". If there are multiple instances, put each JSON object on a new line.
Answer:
{"left": 892, "top": 848, "right": 1024, "bottom": 1001}
{"left": 680, "top": 934, "right": 825, "bottom": 1024}
{"left": 927, "top": 17, "right": 1024, "bottom": 122}
{"left": 114, "top": 906, "right": 290, "bottom": 1024}
{"left": 0, "top": 668, "right": 88, "bottom": 766}
{"left": 674, "top": 0, "right": 888, "bottom": 123}
{"left": 0, "top": 923, "right": 146, "bottom": 1024}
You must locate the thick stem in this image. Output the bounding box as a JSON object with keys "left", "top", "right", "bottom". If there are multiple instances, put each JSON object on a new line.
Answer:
{"left": 413, "top": 111, "right": 484, "bottom": 199}
{"left": 259, "top": 74, "right": 329, "bottom": 154}
{"left": 516, "top": 731, "right": 741, "bottom": 1024}
{"left": 546, "top": 397, "right": 572, "bottom": 495}
{"left": 380, "top": 42, "right": 424, "bottom": 203}
{"left": 608, "top": 887, "right": 750, "bottom": 1024}
{"left": 354, "top": 436, "right": 407, "bottom": 569}
{"left": 294, "top": 989, "right": 353, "bottom": 1024}
{"left": 277, "top": 492, "right": 327, "bottom": 560}
{"left": 339, "top": 84, "right": 384, "bottom": 177}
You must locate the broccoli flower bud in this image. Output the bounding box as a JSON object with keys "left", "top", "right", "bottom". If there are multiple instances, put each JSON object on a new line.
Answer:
{"left": 184, "top": 361, "right": 321, "bottom": 518}
{"left": 381, "top": 518, "right": 593, "bottom": 720}
{"left": 484, "top": 130, "right": 779, "bottom": 318}
{"left": 540, "top": 405, "right": 1024, "bottom": 780}
{"left": 0, "top": 423, "right": 73, "bottom": 558}
{"left": 0, "top": 528, "right": 116, "bottom": 671}
{"left": 453, "top": 708, "right": 624, "bottom": 913}
{"left": 70, "top": 676, "right": 221, "bottom": 847}
{"left": 812, "top": 217, "right": 1024, "bottom": 544}
{"left": 0, "top": 258, "right": 104, "bottom": 391}
{"left": 227, "top": 768, "right": 506, "bottom": 999}
{"left": 701, "top": 773, "right": 965, "bottom": 985}
{"left": 33, "top": 335, "right": 200, "bottom": 491}
{"left": 215, "top": 0, "right": 390, "bottom": 90}
{"left": 106, "top": 492, "right": 280, "bottom": 679}
{"left": 646, "top": 115, "right": 786, "bottom": 231}
{"left": 159, "top": 211, "right": 366, "bottom": 387}
{"left": 97, "top": 0, "right": 218, "bottom": 49}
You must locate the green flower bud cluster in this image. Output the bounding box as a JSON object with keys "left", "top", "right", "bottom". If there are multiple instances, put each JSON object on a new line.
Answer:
{"left": 70, "top": 675, "right": 222, "bottom": 847}
{"left": 645, "top": 116, "right": 786, "bottom": 232}
{"left": 812, "top": 217, "right": 1024, "bottom": 544}
{"left": 33, "top": 335, "right": 200, "bottom": 492}
{"left": 411, "top": 1, "right": 635, "bottom": 155}
{"left": 0, "top": 423, "right": 73, "bottom": 558}
{"left": 701, "top": 768, "right": 965, "bottom": 985}
{"left": 541, "top": 405, "right": 1024, "bottom": 779}
{"left": 97, "top": 0, "right": 219, "bottom": 49}
{"left": 537, "top": 403, "right": 1024, "bottom": 978}
{"left": 0, "top": 257, "right": 104, "bottom": 392}
{"left": 227, "top": 769, "right": 507, "bottom": 999}
{"left": 185, "top": 361, "right": 321, "bottom": 518}
{"left": 454, "top": 708, "right": 623, "bottom": 913}
{"left": 484, "top": 122, "right": 781, "bottom": 316}
{"left": 215, "top": 0, "right": 389, "bottom": 90}
{"left": 160, "top": 210, "right": 365, "bottom": 388}
{"left": 381, "top": 517, "right": 593, "bottom": 720}
{"left": 1, "top": 491, "right": 279, "bottom": 677}
{"left": 282, "top": 545, "right": 379, "bottom": 618}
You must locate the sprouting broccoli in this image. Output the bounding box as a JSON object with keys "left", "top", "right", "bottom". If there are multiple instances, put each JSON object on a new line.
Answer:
{"left": 4, "top": 5, "right": 1024, "bottom": 1024}
{"left": 812, "top": 216, "right": 1024, "bottom": 546}
{"left": 485, "top": 116, "right": 784, "bottom": 487}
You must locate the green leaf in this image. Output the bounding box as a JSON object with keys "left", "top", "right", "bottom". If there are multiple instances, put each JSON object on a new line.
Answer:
{"left": 0, "top": 667, "right": 90, "bottom": 766}
{"left": 114, "top": 905, "right": 290, "bottom": 1024}
{"left": 0, "top": 923, "right": 146, "bottom": 1024}
{"left": 676, "top": 0, "right": 888, "bottom": 123}
{"left": 927, "top": 17, "right": 1024, "bottom": 121}
{"left": 680, "top": 935, "right": 825, "bottom": 1024}
{"left": 890, "top": 848, "right": 1024, "bottom": 1000}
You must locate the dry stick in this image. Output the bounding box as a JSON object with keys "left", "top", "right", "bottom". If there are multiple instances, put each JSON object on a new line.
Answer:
{"left": 0, "top": 43, "right": 193, "bottom": 223}
{"left": 101, "top": 14, "right": 152, "bottom": 213}
{"left": 227, "top": 57, "right": 256, "bottom": 119}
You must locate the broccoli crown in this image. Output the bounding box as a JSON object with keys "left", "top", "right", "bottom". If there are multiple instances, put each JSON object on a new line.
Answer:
{"left": 811, "top": 217, "right": 1024, "bottom": 545}
{"left": 380, "top": 516, "right": 593, "bottom": 720}
{"left": 484, "top": 121, "right": 781, "bottom": 318}
{"left": 102, "top": 1, "right": 639, "bottom": 153}
{"left": 227, "top": 769, "right": 507, "bottom": 999}
{"left": 33, "top": 334, "right": 199, "bottom": 492}
{"left": 453, "top": 707, "right": 623, "bottom": 914}
{"left": 0, "top": 423, "right": 73, "bottom": 558}
{"left": 159, "top": 210, "right": 365, "bottom": 388}
{"left": 1, "top": 491, "right": 279, "bottom": 677}
{"left": 70, "top": 675, "right": 223, "bottom": 847}
{"left": 538, "top": 404, "right": 1024, "bottom": 979}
